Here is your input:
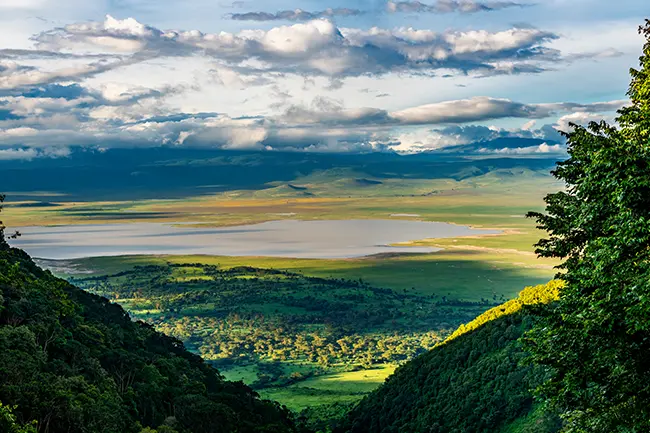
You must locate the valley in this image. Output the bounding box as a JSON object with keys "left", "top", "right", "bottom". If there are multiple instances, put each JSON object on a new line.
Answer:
{"left": 1, "top": 150, "right": 563, "bottom": 422}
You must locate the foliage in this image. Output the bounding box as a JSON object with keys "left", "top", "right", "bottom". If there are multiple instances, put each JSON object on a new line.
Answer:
{"left": 0, "top": 245, "right": 301, "bottom": 432}
{"left": 69, "top": 262, "right": 499, "bottom": 408}
{"left": 0, "top": 402, "right": 37, "bottom": 433}
{"left": 297, "top": 402, "right": 355, "bottom": 433}
{"left": 525, "top": 20, "right": 650, "bottom": 432}
{"left": 0, "top": 194, "right": 20, "bottom": 247}
{"left": 0, "top": 194, "right": 5, "bottom": 248}
{"left": 334, "top": 282, "right": 562, "bottom": 433}
{"left": 442, "top": 281, "right": 563, "bottom": 345}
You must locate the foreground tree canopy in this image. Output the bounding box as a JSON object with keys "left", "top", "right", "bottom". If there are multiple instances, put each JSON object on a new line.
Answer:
{"left": 526, "top": 20, "right": 650, "bottom": 432}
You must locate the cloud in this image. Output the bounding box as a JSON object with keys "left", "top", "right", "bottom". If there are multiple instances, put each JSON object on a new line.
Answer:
{"left": 553, "top": 111, "right": 614, "bottom": 132}
{"left": 537, "top": 100, "right": 626, "bottom": 114}
{"left": 389, "top": 97, "right": 538, "bottom": 125}
{"left": 386, "top": 0, "right": 526, "bottom": 14}
{"left": 15, "top": 15, "right": 560, "bottom": 84}
{"left": 390, "top": 124, "right": 560, "bottom": 153}
{"left": 277, "top": 97, "right": 624, "bottom": 128}
{"left": 0, "top": 56, "right": 148, "bottom": 91}
{"left": 228, "top": 8, "right": 365, "bottom": 22}
{"left": 0, "top": 74, "right": 624, "bottom": 155}
{"left": 0, "top": 146, "right": 70, "bottom": 160}
{"left": 387, "top": 104, "right": 625, "bottom": 153}
{"left": 227, "top": 1, "right": 523, "bottom": 22}
{"left": 0, "top": 148, "right": 39, "bottom": 160}
{"left": 480, "top": 142, "right": 564, "bottom": 154}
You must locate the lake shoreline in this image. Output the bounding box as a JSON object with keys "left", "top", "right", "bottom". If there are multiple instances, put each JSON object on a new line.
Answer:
{"left": 12, "top": 219, "right": 500, "bottom": 260}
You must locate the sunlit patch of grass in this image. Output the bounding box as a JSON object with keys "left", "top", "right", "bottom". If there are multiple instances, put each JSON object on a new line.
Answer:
{"left": 258, "top": 364, "right": 397, "bottom": 412}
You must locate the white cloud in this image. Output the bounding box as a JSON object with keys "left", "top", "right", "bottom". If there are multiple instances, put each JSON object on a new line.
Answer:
{"left": 0, "top": 146, "right": 69, "bottom": 160}
{"left": 554, "top": 111, "right": 613, "bottom": 132}
{"left": 1, "top": 127, "right": 39, "bottom": 137}
{"left": 0, "top": 80, "right": 625, "bottom": 153}
{"left": 389, "top": 97, "right": 538, "bottom": 125}
{"left": 0, "top": 148, "right": 39, "bottom": 160}
{"left": 17, "top": 15, "right": 561, "bottom": 85}
{"left": 483, "top": 142, "right": 564, "bottom": 154}
{"left": 0, "top": 57, "right": 143, "bottom": 90}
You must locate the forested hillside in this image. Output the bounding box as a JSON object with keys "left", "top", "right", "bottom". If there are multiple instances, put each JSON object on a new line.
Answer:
{"left": 0, "top": 235, "right": 300, "bottom": 432}
{"left": 335, "top": 282, "right": 562, "bottom": 433}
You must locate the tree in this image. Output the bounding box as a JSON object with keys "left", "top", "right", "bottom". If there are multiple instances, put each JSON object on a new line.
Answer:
{"left": 526, "top": 20, "right": 650, "bottom": 432}
{"left": 0, "top": 194, "right": 6, "bottom": 247}
{"left": 0, "top": 194, "right": 20, "bottom": 248}
{"left": 0, "top": 402, "right": 37, "bottom": 433}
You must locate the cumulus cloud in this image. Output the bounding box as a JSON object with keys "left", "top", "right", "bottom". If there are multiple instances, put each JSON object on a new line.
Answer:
{"left": 480, "top": 142, "right": 564, "bottom": 154}
{"left": 276, "top": 97, "right": 624, "bottom": 128}
{"left": 389, "top": 97, "right": 538, "bottom": 125}
{"left": 0, "top": 148, "right": 39, "bottom": 160}
{"left": 0, "top": 146, "right": 69, "bottom": 160}
{"left": 0, "top": 56, "right": 148, "bottom": 90}
{"left": 0, "top": 68, "right": 625, "bottom": 155}
{"left": 228, "top": 8, "right": 365, "bottom": 21}
{"left": 391, "top": 124, "right": 562, "bottom": 153}
{"left": 386, "top": 0, "right": 526, "bottom": 14}
{"left": 13, "top": 15, "right": 560, "bottom": 85}
{"left": 553, "top": 111, "right": 614, "bottom": 132}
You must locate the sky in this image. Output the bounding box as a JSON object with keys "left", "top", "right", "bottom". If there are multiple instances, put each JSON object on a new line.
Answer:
{"left": 0, "top": 0, "right": 646, "bottom": 158}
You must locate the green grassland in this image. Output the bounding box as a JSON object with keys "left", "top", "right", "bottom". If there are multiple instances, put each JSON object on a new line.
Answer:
{"left": 56, "top": 242, "right": 556, "bottom": 302}
{"left": 259, "top": 365, "right": 397, "bottom": 412}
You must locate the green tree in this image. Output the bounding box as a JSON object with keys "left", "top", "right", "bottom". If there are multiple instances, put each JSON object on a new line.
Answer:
{"left": 0, "top": 402, "right": 37, "bottom": 433}
{"left": 0, "top": 194, "right": 20, "bottom": 248}
{"left": 0, "top": 194, "right": 7, "bottom": 248}
{"left": 526, "top": 20, "right": 650, "bottom": 432}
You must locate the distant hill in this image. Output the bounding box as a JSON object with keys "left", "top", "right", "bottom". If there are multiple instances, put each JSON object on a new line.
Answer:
{"left": 335, "top": 282, "right": 564, "bottom": 433}
{"left": 354, "top": 179, "right": 383, "bottom": 186}
{"left": 0, "top": 243, "right": 300, "bottom": 433}
{"left": 0, "top": 145, "right": 560, "bottom": 200}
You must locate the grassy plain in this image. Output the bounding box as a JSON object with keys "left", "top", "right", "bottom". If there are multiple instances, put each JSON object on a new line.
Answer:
{"left": 259, "top": 365, "right": 397, "bottom": 412}
{"left": 66, "top": 247, "right": 555, "bottom": 302}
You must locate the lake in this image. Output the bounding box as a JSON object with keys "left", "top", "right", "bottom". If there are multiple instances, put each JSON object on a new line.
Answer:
{"left": 10, "top": 219, "right": 500, "bottom": 260}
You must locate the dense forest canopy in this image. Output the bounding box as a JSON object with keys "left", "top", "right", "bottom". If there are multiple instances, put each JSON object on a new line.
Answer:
{"left": 525, "top": 20, "right": 650, "bottom": 432}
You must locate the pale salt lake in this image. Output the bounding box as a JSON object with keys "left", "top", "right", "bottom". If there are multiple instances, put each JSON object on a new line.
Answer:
{"left": 10, "top": 219, "right": 499, "bottom": 260}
